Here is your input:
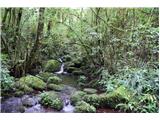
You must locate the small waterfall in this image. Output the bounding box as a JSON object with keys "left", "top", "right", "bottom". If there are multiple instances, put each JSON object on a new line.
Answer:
{"left": 55, "top": 58, "right": 67, "bottom": 74}
{"left": 62, "top": 97, "right": 75, "bottom": 113}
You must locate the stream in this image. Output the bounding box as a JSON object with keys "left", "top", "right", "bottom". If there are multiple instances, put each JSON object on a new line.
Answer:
{"left": 1, "top": 59, "right": 78, "bottom": 113}
{"left": 1, "top": 59, "right": 119, "bottom": 113}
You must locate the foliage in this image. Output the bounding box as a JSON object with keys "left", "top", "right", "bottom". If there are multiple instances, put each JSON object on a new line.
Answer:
{"left": 1, "top": 64, "right": 14, "bottom": 92}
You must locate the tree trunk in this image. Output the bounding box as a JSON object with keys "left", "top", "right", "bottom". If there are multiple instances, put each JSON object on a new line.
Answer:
{"left": 25, "top": 8, "right": 45, "bottom": 73}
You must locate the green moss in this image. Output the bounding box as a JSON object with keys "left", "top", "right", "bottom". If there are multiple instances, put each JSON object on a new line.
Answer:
{"left": 19, "top": 75, "right": 46, "bottom": 90}
{"left": 72, "top": 70, "right": 84, "bottom": 75}
{"left": 47, "top": 84, "right": 64, "bottom": 91}
{"left": 40, "top": 91, "right": 63, "bottom": 111}
{"left": 70, "top": 91, "right": 87, "bottom": 105}
{"left": 83, "top": 94, "right": 100, "bottom": 107}
{"left": 37, "top": 72, "right": 54, "bottom": 82}
{"left": 48, "top": 76, "right": 62, "bottom": 84}
{"left": 74, "top": 101, "right": 96, "bottom": 113}
{"left": 83, "top": 88, "right": 98, "bottom": 94}
{"left": 14, "top": 90, "right": 25, "bottom": 97}
{"left": 44, "top": 60, "right": 60, "bottom": 72}
{"left": 15, "top": 81, "right": 34, "bottom": 93}
{"left": 104, "top": 86, "right": 132, "bottom": 108}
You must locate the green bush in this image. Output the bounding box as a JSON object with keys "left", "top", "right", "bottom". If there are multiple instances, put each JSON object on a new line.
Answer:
{"left": 1, "top": 64, "right": 14, "bottom": 93}
{"left": 44, "top": 60, "right": 60, "bottom": 72}
{"left": 74, "top": 101, "right": 96, "bottom": 113}
{"left": 40, "top": 91, "right": 63, "bottom": 111}
{"left": 70, "top": 91, "right": 87, "bottom": 105}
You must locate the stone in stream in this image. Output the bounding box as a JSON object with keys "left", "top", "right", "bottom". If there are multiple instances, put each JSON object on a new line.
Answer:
{"left": 1, "top": 97, "right": 25, "bottom": 113}
{"left": 21, "top": 95, "right": 39, "bottom": 107}
{"left": 83, "top": 88, "right": 98, "bottom": 94}
{"left": 25, "top": 104, "right": 45, "bottom": 113}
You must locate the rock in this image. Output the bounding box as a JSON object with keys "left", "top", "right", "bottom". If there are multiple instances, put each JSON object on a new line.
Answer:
{"left": 83, "top": 88, "right": 98, "bottom": 94}
{"left": 15, "top": 82, "right": 34, "bottom": 94}
{"left": 48, "top": 76, "right": 62, "bottom": 84}
{"left": 37, "top": 72, "right": 54, "bottom": 82}
{"left": 48, "top": 84, "right": 64, "bottom": 91}
{"left": 44, "top": 60, "right": 61, "bottom": 72}
{"left": 70, "top": 91, "right": 87, "bottom": 105}
{"left": 102, "top": 85, "right": 132, "bottom": 108}
{"left": 25, "top": 104, "right": 45, "bottom": 113}
{"left": 83, "top": 94, "right": 100, "bottom": 107}
{"left": 1, "top": 97, "right": 25, "bottom": 113}
{"left": 40, "top": 91, "right": 63, "bottom": 111}
{"left": 72, "top": 70, "right": 84, "bottom": 75}
{"left": 18, "top": 75, "right": 46, "bottom": 90}
{"left": 14, "top": 90, "right": 25, "bottom": 97}
{"left": 21, "top": 95, "right": 38, "bottom": 107}
{"left": 74, "top": 101, "right": 96, "bottom": 113}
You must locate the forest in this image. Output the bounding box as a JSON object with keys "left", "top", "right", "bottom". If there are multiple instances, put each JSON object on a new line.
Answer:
{"left": 0, "top": 8, "right": 159, "bottom": 113}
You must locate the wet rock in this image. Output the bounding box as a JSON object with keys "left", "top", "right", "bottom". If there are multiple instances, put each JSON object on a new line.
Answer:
{"left": 25, "top": 104, "right": 45, "bottom": 113}
{"left": 21, "top": 95, "right": 38, "bottom": 107}
{"left": 1, "top": 97, "right": 25, "bottom": 113}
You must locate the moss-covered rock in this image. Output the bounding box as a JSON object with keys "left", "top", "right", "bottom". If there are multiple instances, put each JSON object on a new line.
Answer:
{"left": 72, "top": 70, "right": 84, "bottom": 75}
{"left": 37, "top": 72, "right": 54, "bottom": 82}
{"left": 40, "top": 91, "right": 63, "bottom": 111}
{"left": 102, "top": 86, "right": 132, "bottom": 108}
{"left": 83, "top": 94, "right": 100, "bottom": 107}
{"left": 47, "top": 84, "right": 64, "bottom": 91}
{"left": 44, "top": 60, "right": 60, "bottom": 72}
{"left": 83, "top": 88, "right": 98, "bottom": 94}
{"left": 48, "top": 76, "right": 62, "bottom": 84}
{"left": 15, "top": 81, "right": 34, "bottom": 94}
{"left": 19, "top": 75, "right": 46, "bottom": 90}
{"left": 14, "top": 90, "right": 25, "bottom": 97}
{"left": 70, "top": 91, "right": 87, "bottom": 105}
{"left": 74, "top": 101, "right": 96, "bottom": 113}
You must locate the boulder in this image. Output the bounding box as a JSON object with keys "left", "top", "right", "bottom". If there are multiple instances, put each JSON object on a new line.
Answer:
{"left": 83, "top": 94, "right": 100, "bottom": 107}
{"left": 21, "top": 95, "right": 38, "bottom": 107}
{"left": 47, "top": 84, "right": 64, "bottom": 91}
{"left": 37, "top": 72, "right": 54, "bottom": 82}
{"left": 70, "top": 91, "right": 87, "bottom": 105}
{"left": 40, "top": 91, "right": 63, "bottom": 111}
{"left": 74, "top": 101, "right": 96, "bottom": 113}
{"left": 83, "top": 88, "right": 98, "bottom": 94}
{"left": 48, "top": 76, "right": 62, "bottom": 84}
{"left": 44, "top": 60, "right": 61, "bottom": 72}
{"left": 18, "top": 75, "right": 46, "bottom": 90}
